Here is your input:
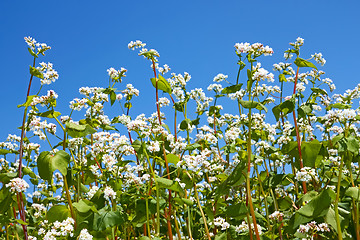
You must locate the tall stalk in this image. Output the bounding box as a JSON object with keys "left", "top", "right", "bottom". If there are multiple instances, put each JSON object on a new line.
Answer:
{"left": 292, "top": 66, "right": 307, "bottom": 194}
{"left": 16, "top": 56, "right": 37, "bottom": 240}
{"left": 151, "top": 59, "right": 173, "bottom": 240}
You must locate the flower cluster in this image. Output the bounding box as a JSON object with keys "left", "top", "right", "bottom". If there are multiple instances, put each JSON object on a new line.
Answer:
{"left": 5, "top": 177, "right": 29, "bottom": 193}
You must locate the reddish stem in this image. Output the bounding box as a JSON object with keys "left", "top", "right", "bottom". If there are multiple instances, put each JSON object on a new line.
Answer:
{"left": 151, "top": 59, "right": 173, "bottom": 240}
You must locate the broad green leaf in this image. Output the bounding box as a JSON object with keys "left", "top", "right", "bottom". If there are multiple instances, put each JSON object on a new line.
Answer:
{"left": 225, "top": 202, "right": 248, "bottom": 218}
{"left": 0, "top": 189, "right": 12, "bottom": 213}
{"left": 156, "top": 177, "right": 184, "bottom": 194}
{"left": 38, "top": 110, "right": 61, "bottom": 118}
{"left": 215, "top": 232, "right": 227, "bottom": 240}
{"left": 174, "top": 102, "right": 184, "bottom": 112}
{"left": 294, "top": 57, "right": 317, "bottom": 69}
{"left": 46, "top": 205, "right": 71, "bottom": 223}
{"left": 73, "top": 199, "right": 97, "bottom": 213}
{"left": 66, "top": 122, "right": 96, "bottom": 138}
{"left": 0, "top": 149, "right": 13, "bottom": 155}
{"left": 150, "top": 75, "right": 172, "bottom": 94}
{"left": 0, "top": 172, "right": 18, "bottom": 184}
{"left": 239, "top": 100, "right": 267, "bottom": 112}
{"left": 272, "top": 99, "right": 295, "bottom": 121}
{"left": 297, "top": 189, "right": 335, "bottom": 218}
{"left": 37, "top": 150, "right": 70, "bottom": 182}
{"left": 215, "top": 161, "right": 246, "bottom": 198}
{"left": 180, "top": 118, "right": 192, "bottom": 130}
{"left": 93, "top": 207, "right": 125, "bottom": 231}
{"left": 221, "top": 84, "right": 243, "bottom": 94}
{"left": 301, "top": 140, "right": 322, "bottom": 168}
{"left": 29, "top": 66, "right": 44, "bottom": 79}
{"left": 17, "top": 95, "right": 36, "bottom": 108}
{"left": 345, "top": 187, "right": 360, "bottom": 200}
{"left": 326, "top": 103, "right": 351, "bottom": 111}
{"left": 166, "top": 153, "right": 180, "bottom": 165}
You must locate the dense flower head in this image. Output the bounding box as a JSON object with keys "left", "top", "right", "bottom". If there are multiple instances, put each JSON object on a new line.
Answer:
{"left": 6, "top": 177, "right": 29, "bottom": 193}
{"left": 78, "top": 229, "right": 93, "bottom": 240}
{"left": 107, "top": 67, "right": 127, "bottom": 82}
{"left": 234, "top": 42, "right": 273, "bottom": 56}
{"left": 37, "top": 62, "right": 59, "bottom": 85}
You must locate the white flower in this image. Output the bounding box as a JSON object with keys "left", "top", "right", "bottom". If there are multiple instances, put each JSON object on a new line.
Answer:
{"left": 157, "top": 97, "right": 170, "bottom": 108}
{"left": 213, "top": 73, "right": 228, "bottom": 82}
{"left": 78, "top": 229, "right": 93, "bottom": 240}
{"left": 87, "top": 186, "right": 99, "bottom": 199}
{"left": 6, "top": 178, "right": 29, "bottom": 193}
{"left": 128, "top": 40, "right": 146, "bottom": 50}
{"left": 104, "top": 186, "right": 116, "bottom": 200}
{"left": 312, "top": 53, "right": 326, "bottom": 66}
{"left": 213, "top": 217, "right": 230, "bottom": 230}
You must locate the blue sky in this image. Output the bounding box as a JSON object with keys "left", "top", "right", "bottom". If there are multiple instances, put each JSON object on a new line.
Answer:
{"left": 0, "top": 0, "right": 359, "bottom": 141}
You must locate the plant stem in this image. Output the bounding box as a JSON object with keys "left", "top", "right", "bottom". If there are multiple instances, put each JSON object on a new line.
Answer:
{"left": 193, "top": 184, "right": 211, "bottom": 240}
{"left": 292, "top": 66, "right": 307, "bottom": 194}
{"left": 145, "top": 197, "right": 151, "bottom": 239}
{"left": 151, "top": 58, "right": 173, "bottom": 240}
{"left": 334, "top": 155, "right": 344, "bottom": 240}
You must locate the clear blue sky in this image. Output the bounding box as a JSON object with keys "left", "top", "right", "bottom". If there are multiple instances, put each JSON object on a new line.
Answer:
{"left": 0, "top": 0, "right": 359, "bottom": 141}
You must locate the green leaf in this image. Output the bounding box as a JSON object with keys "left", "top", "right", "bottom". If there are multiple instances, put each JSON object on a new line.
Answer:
{"left": 38, "top": 110, "right": 61, "bottom": 118}
{"left": 311, "top": 87, "right": 328, "bottom": 96}
{"left": 166, "top": 153, "right": 180, "bottom": 165}
{"left": 110, "top": 90, "right": 116, "bottom": 106}
{"left": 174, "top": 102, "right": 184, "bottom": 112}
{"left": 150, "top": 75, "right": 172, "bottom": 94}
{"left": 73, "top": 199, "right": 97, "bottom": 213}
{"left": 15, "top": 219, "right": 28, "bottom": 225}
{"left": 221, "top": 84, "right": 243, "bottom": 94}
{"left": 326, "top": 103, "right": 352, "bottom": 111}
{"left": 185, "top": 143, "right": 201, "bottom": 151}
{"left": 66, "top": 122, "right": 96, "bottom": 138}
{"left": 93, "top": 207, "right": 125, "bottom": 231}
{"left": 0, "top": 149, "right": 14, "bottom": 155}
{"left": 156, "top": 177, "right": 184, "bottom": 195}
{"left": 37, "top": 150, "right": 70, "bottom": 182}
{"left": 22, "top": 167, "right": 36, "bottom": 178}
{"left": 225, "top": 202, "right": 248, "bottom": 218}
{"left": 27, "top": 48, "right": 38, "bottom": 58}
{"left": 301, "top": 140, "right": 322, "bottom": 168}
{"left": 297, "top": 189, "right": 335, "bottom": 218}
{"left": 179, "top": 118, "right": 192, "bottom": 130}
{"left": 215, "top": 161, "right": 246, "bottom": 197}
{"left": 215, "top": 232, "right": 227, "bottom": 240}
{"left": 279, "top": 74, "right": 287, "bottom": 82}
{"left": 46, "top": 205, "right": 71, "bottom": 223}
{"left": 29, "top": 66, "right": 44, "bottom": 79}
{"left": 294, "top": 57, "right": 317, "bottom": 69}
{"left": 17, "top": 95, "right": 36, "bottom": 108}
{"left": 239, "top": 100, "right": 267, "bottom": 112}
{"left": 272, "top": 99, "right": 295, "bottom": 121}
{"left": 173, "top": 197, "right": 193, "bottom": 206}
{"left": 345, "top": 187, "right": 360, "bottom": 200}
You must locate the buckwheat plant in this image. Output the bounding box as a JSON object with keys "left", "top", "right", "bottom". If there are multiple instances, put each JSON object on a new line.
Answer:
{"left": 0, "top": 37, "right": 359, "bottom": 240}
